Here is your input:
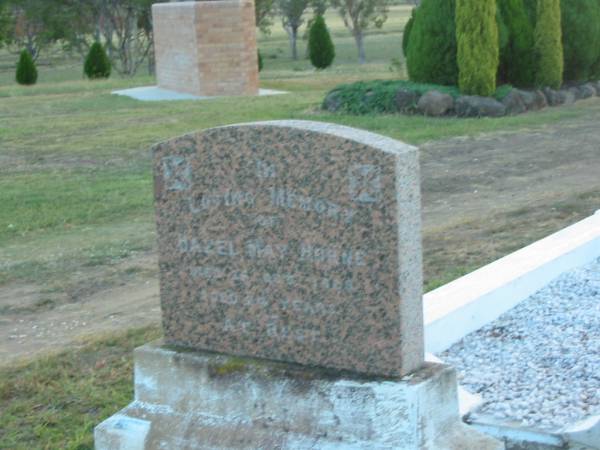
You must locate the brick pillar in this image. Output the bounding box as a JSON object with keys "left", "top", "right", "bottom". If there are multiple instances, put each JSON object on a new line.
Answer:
{"left": 153, "top": 0, "right": 259, "bottom": 97}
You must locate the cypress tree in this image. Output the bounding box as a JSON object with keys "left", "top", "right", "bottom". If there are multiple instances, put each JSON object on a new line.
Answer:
{"left": 496, "top": 4, "right": 510, "bottom": 61}
{"left": 534, "top": 0, "right": 563, "bottom": 88}
{"left": 258, "top": 50, "right": 263, "bottom": 72}
{"left": 522, "top": 0, "right": 537, "bottom": 23}
{"left": 406, "top": 0, "right": 458, "bottom": 86}
{"left": 15, "top": 50, "right": 37, "bottom": 85}
{"left": 497, "top": 0, "right": 535, "bottom": 87}
{"left": 456, "top": 0, "right": 499, "bottom": 96}
{"left": 308, "top": 15, "right": 335, "bottom": 69}
{"left": 402, "top": 7, "right": 416, "bottom": 57}
{"left": 560, "top": 0, "right": 600, "bottom": 82}
{"left": 84, "top": 42, "right": 111, "bottom": 79}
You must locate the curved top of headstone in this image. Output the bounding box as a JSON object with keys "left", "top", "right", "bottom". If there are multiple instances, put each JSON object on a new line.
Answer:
{"left": 152, "top": 120, "right": 424, "bottom": 377}
{"left": 217, "top": 120, "right": 417, "bottom": 155}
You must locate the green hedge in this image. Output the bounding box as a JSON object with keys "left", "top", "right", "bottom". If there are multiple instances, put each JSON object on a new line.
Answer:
{"left": 308, "top": 15, "right": 335, "bottom": 69}
{"left": 406, "top": 0, "right": 458, "bottom": 86}
{"left": 402, "top": 7, "right": 416, "bottom": 57}
{"left": 561, "top": 0, "right": 600, "bottom": 83}
{"left": 535, "top": 0, "right": 563, "bottom": 89}
{"left": 498, "top": 0, "right": 535, "bottom": 87}
{"left": 16, "top": 50, "right": 37, "bottom": 85}
{"left": 84, "top": 42, "right": 111, "bottom": 79}
{"left": 404, "top": 0, "right": 600, "bottom": 92}
{"left": 323, "top": 80, "right": 514, "bottom": 115}
{"left": 456, "top": 0, "right": 499, "bottom": 96}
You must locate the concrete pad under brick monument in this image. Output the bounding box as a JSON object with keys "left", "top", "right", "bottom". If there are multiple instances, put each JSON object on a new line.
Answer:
{"left": 95, "top": 121, "right": 503, "bottom": 449}
{"left": 152, "top": 0, "right": 259, "bottom": 97}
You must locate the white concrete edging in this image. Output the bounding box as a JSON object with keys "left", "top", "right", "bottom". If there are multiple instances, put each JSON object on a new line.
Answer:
{"left": 424, "top": 210, "right": 600, "bottom": 354}
{"left": 112, "top": 86, "right": 286, "bottom": 102}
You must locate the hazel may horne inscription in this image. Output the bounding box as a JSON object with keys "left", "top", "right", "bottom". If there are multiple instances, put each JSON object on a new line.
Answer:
{"left": 161, "top": 155, "right": 376, "bottom": 343}
{"left": 154, "top": 121, "right": 424, "bottom": 377}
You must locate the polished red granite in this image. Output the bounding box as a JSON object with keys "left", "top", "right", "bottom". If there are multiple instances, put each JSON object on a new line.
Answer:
{"left": 153, "top": 121, "right": 424, "bottom": 377}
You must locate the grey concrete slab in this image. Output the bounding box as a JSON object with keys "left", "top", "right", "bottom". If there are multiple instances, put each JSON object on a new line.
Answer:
{"left": 112, "top": 86, "right": 286, "bottom": 102}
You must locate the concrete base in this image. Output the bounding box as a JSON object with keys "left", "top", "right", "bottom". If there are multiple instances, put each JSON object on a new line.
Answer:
{"left": 112, "top": 86, "right": 287, "bottom": 102}
{"left": 95, "top": 341, "right": 503, "bottom": 450}
{"left": 425, "top": 210, "right": 600, "bottom": 354}
{"left": 468, "top": 417, "right": 600, "bottom": 450}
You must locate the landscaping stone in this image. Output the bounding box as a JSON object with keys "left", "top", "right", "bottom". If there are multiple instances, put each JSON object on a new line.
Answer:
{"left": 579, "top": 83, "right": 596, "bottom": 99}
{"left": 517, "top": 89, "right": 548, "bottom": 111}
{"left": 395, "top": 88, "right": 420, "bottom": 112}
{"left": 501, "top": 89, "right": 527, "bottom": 115}
{"left": 543, "top": 88, "right": 566, "bottom": 107}
{"left": 560, "top": 89, "right": 577, "bottom": 105}
{"left": 455, "top": 95, "right": 506, "bottom": 117}
{"left": 417, "top": 90, "right": 454, "bottom": 116}
{"left": 323, "top": 90, "right": 343, "bottom": 112}
{"left": 544, "top": 88, "right": 575, "bottom": 106}
{"left": 568, "top": 86, "right": 585, "bottom": 100}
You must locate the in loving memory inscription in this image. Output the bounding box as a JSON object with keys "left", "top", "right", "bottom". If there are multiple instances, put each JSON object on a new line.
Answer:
{"left": 153, "top": 121, "right": 424, "bottom": 377}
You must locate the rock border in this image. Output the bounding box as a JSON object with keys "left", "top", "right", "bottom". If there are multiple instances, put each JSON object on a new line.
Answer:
{"left": 323, "top": 81, "right": 600, "bottom": 118}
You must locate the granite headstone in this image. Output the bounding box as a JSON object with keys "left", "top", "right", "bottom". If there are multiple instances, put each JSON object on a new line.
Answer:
{"left": 153, "top": 120, "right": 424, "bottom": 377}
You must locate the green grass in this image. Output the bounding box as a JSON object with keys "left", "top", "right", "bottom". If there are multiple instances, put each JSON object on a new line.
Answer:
{"left": 0, "top": 327, "right": 162, "bottom": 450}
{"left": 0, "top": 168, "right": 152, "bottom": 246}
{"left": 0, "top": 6, "right": 596, "bottom": 288}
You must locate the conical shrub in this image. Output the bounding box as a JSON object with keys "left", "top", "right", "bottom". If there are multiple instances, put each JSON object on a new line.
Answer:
{"left": 402, "top": 7, "right": 416, "bottom": 57}
{"left": 561, "top": 0, "right": 600, "bottom": 83}
{"left": 406, "top": 0, "right": 458, "bottom": 86}
{"left": 456, "top": 0, "right": 499, "bottom": 96}
{"left": 16, "top": 50, "right": 38, "bottom": 85}
{"left": 308, "top": 15, "right": 335, "bottom": 70}
{"left": 535, "top": 0, "right": 563, "bottom": 88}
{"left": 84, "top": 42, "right": 111, "bottom": 79}
{"left": 498, "top": 0, "right": 535, "bottom": 87}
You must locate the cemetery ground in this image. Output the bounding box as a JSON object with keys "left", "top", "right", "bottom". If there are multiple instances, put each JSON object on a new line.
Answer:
{"left": 1, "top": 5, "right": 600, "bottom": 449}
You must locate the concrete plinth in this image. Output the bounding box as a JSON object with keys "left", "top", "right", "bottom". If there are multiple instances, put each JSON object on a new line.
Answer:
{"left": 95, "top": 341, "right": 503, "bottom": 450}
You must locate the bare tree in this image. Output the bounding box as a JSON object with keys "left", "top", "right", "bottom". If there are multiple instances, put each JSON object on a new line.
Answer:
{"left": 60, "top": 0, "right": 164, "bottom": 76}
{"left": 255, "top": 0, "right": 275, "bottom": 34}
{"left": 331, "top": 0, "right": 388, "bottom": 64}
{"left": 97, "top": 0, "right": 151, "bottom": 76}
{"left": 278, "top": 0, "right": 310, "bottom": 60}
{"left": 0, "top": 3, "right": 9, "bottom": 47}
{"left": 4, "top": 0, "right": 65, "bottom": 60}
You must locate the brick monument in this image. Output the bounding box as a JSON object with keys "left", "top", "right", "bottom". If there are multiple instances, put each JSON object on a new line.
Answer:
{"left": 95, "top": 121, "right": 503, "bottom": 449}
{"left": 152, "top": 1, "right": 259, "bottom": 97}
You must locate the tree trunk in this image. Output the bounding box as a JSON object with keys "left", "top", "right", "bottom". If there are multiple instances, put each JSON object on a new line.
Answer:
{"left": 291, "top": 27, "right": 298, "bottom": 60}
{"left": 354, "top": 30, "right": 366, "bottom": 64}
{"left": 124, "top": 8, "right": 136, "bottom": 75}
{"left": 148, "top": 42, "right": 156, "bottom": 75}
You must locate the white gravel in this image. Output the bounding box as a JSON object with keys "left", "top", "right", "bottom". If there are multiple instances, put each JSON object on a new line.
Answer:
{"left": 440, "top": 257, "right": 600, "bottom": 431}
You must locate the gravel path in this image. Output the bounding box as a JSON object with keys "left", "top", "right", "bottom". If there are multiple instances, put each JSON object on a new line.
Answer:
{"left": 440, "top": 257, "right": 600, "bottom": 431}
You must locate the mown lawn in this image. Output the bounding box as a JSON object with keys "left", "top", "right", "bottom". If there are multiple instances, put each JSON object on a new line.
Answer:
{"left": 1, "top": 6, "right": 600, "bottom": 448}
{"left": 0, "top": 327, "right": 161, "bottom": 450}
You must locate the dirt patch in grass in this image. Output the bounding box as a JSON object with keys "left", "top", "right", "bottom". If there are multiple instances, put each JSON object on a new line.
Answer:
{"left": 1, "top": 103, "right": 600, "bottom": 367}
{"left": 420, "top": 111, "right": 600, "bottom": 287}
{"left": 0, "top": 253, "right": 160, "bottom": 368}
